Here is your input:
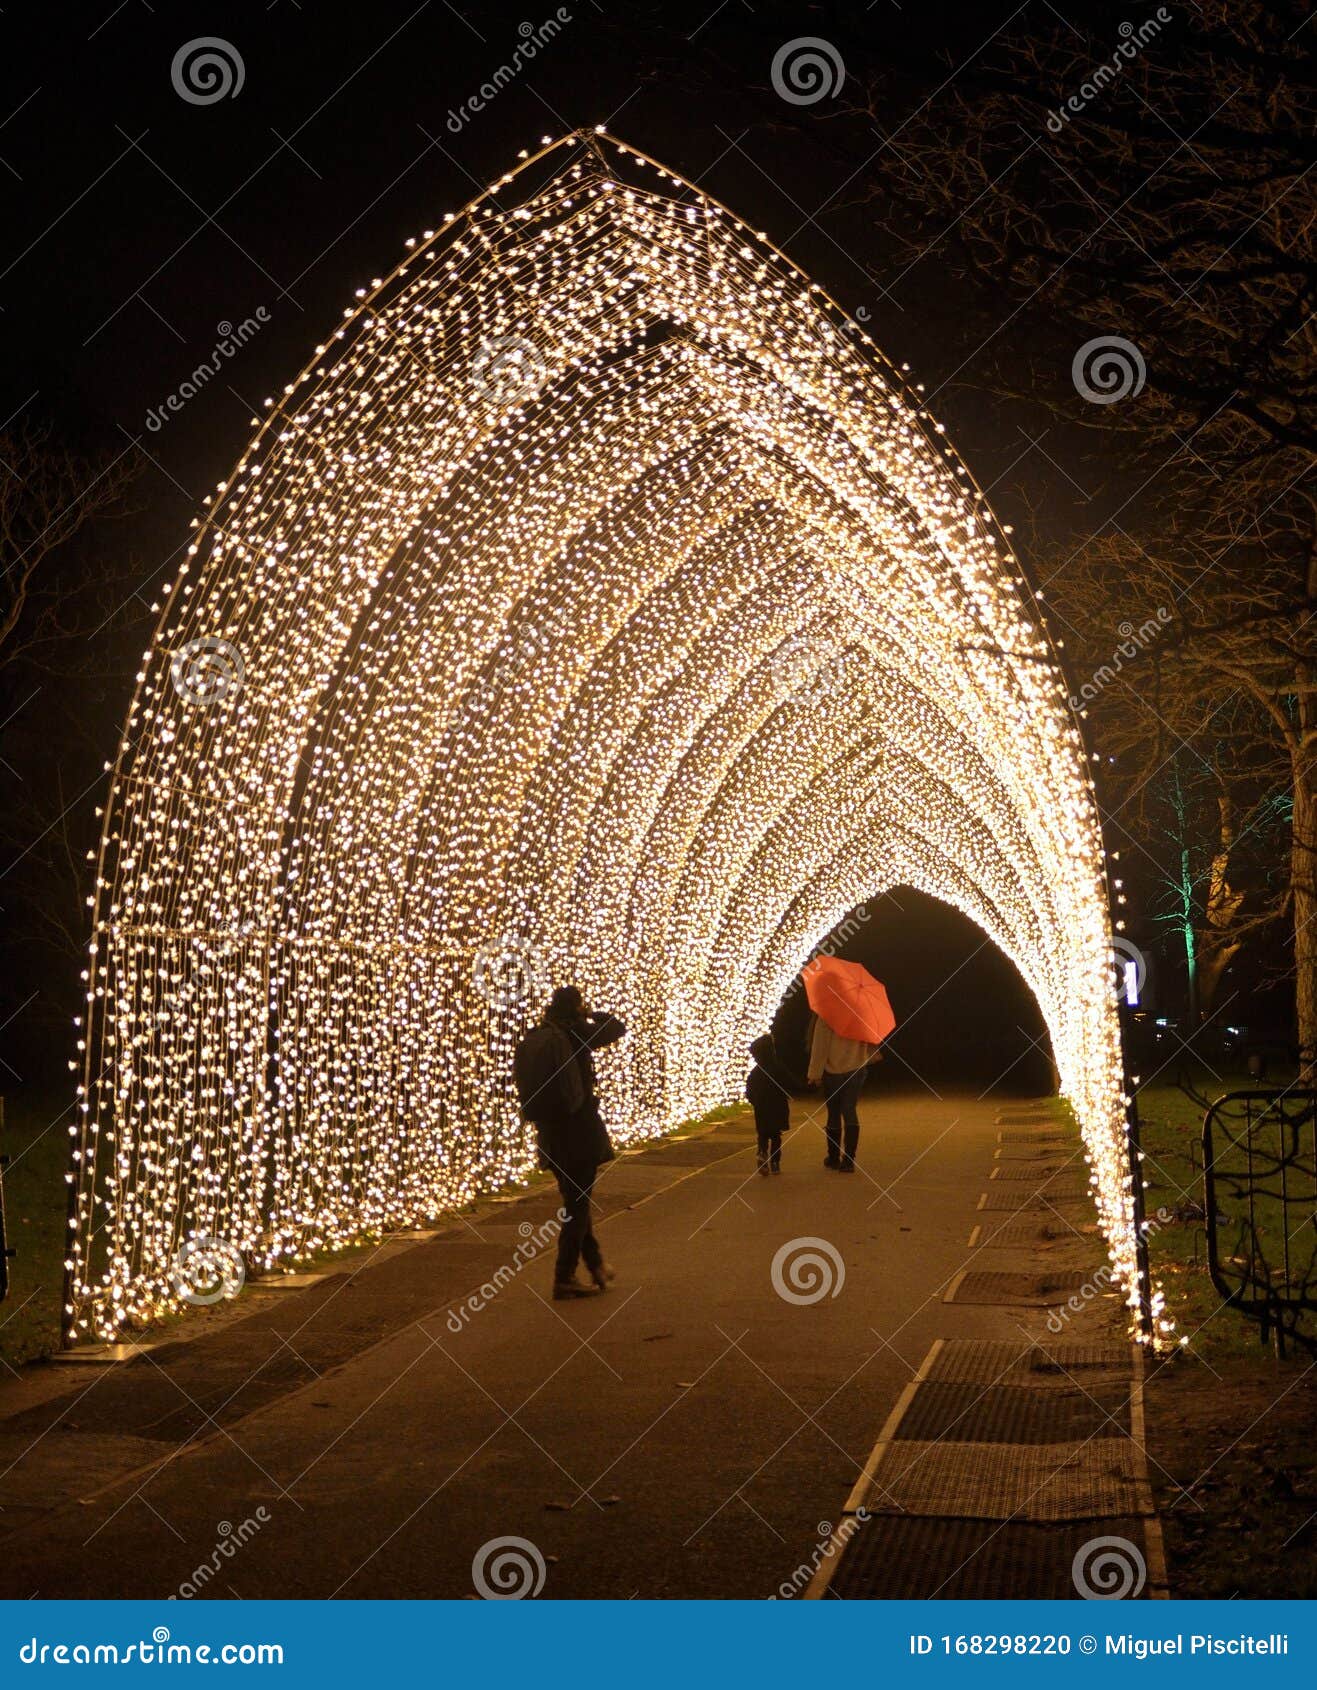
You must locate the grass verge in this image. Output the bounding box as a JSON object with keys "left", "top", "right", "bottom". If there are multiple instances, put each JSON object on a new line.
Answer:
{"left": 0, "top": 1095, "right": 70, "bottom": 1370}
{"left": 1131, "top": 1065, "right": 1317, "bottom": 1595}
{"left": 1135, "top": 1066, "right": 1312, "bottom": 1360}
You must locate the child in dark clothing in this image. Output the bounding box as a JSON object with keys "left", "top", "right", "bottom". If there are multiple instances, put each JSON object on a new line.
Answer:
{"left": 746, "top": 1032, "right": 791, "bottom": 1175}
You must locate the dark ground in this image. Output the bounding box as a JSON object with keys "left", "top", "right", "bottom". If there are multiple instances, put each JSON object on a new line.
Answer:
{"left": 4, "top": 1077, "right": 1313, "bottom": 1598}
{"left": 1147, "top": 1359, "right": 1317, "bottom": 1599}
{"left": 0, "top": 1085, "right": 1106, "bottom": 1600}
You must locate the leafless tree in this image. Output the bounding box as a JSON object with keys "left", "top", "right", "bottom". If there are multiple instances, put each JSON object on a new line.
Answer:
{"left": 0, "top": 423, "right": 140, "bottom": 670}
{"left": 749, "top": 0, "right": 1317, "bottom": 1069}
{"left": 1, "top": 424, "right": 143, "bottom": 1042}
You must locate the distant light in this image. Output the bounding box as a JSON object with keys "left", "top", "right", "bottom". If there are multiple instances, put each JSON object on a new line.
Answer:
{"left": 1123, "top": 959, "right": 1141, "bottom": 1006}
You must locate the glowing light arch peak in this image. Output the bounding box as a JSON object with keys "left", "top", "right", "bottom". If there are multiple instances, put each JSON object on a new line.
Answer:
{"left": 69, "top": 128, "right": 1155, "bottom": 1344}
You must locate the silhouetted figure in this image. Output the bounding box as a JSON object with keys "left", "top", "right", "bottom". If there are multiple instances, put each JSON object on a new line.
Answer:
{"left": 514, "top": 984, "right": 626, "bottom": 1298}
{"left": 746, "top": 1032, "right": 790, "bottom": 1175}
{"left": 808, "top": 1017, "right": 881, "bottom": 1173}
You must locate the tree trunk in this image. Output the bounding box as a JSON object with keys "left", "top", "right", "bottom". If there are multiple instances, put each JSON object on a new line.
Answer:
{"left": 1198, "top": 797, "right": 1244, "bottom": 1017}
{"left": 1197, "top": 938, "right": 1240, "bottom": 1017}
{"left": 1296, "top": 542, "right": 1317, "bottom": 1086}
{"left": 1177, "top": 841, "right": 1198, "bottom": 1022}
{"left": 1294, "top": 761, "right": 1317, "bottom": 1084}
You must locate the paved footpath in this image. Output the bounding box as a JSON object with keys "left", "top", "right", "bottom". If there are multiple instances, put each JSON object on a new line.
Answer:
{"left": 0, "top": 1088, "right": 1154, "bottom": 1599}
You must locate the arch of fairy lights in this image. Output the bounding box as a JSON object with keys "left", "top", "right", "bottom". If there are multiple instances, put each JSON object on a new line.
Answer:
{"left": 67, "top": 129, "right": 1160, "bottom": 1345}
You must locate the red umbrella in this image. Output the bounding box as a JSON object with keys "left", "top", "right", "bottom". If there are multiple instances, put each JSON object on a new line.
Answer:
{"left": 801, "top": 956, "right": 896, "bottom": 1046}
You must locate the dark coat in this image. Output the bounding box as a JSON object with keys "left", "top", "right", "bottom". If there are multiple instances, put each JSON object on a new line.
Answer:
{"left": 746, "top": 1049, "right": 791, "bottom": 1135}
{"left": 538, "top": 1009, "right": 627, "bottom": 1170}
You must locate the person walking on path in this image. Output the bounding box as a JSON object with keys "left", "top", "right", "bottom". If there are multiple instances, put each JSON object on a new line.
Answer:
{"left": 746, "top": 1032, "right": 791, "bottom": 1175}
{"left": 806, "top": 1013, "right": 881, "bottom": 1173}
{"left": 514, "top": 984, "right": 627, "bottom": 1298}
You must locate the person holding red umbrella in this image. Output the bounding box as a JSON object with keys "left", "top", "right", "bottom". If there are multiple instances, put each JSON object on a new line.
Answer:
{"left": 801, "top": 957, "right": 895, "bottom": 1173}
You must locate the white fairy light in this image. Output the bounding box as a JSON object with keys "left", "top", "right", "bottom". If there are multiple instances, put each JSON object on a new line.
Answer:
{"left": 66, "top": 131, "right": 1156, "bottom": 1344}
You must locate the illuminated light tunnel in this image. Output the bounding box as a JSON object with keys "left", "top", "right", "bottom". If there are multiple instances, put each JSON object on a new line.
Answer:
{"left": 68, "top": 129, "right": 1152, "bottom": 1343}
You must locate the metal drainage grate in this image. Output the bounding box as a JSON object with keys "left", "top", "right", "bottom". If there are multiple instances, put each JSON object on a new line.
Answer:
{"left": 978, "top": 1189, "right": 1039, "bottom": 1211}
{"left": 1021, "top": 1345, "right": 1132, "bottom": 1379}
{"left": 928, "top": 1339, "right": 1130, "bottom": 1387}
{"left": 978, "top": 1185, "right": 1089, "bottom": 1209}
{"left": 858, "top": 1437, "right": 1146, "bottom": 1521}
{"left": 991, "top": 1162, "right": 1067, "bottom": 1180}
{"left": 974, "top": 1219, "right": 1064, "bottom": 1247}
{"left": 822, "top": 1514, "right": 1151, "bottom": 1599}
{"left": 893, "top": 1380, "right": 1130, "bottom": 1444}
{"left": 949, "top": 1270, "right": 1092, "bottom": 1306}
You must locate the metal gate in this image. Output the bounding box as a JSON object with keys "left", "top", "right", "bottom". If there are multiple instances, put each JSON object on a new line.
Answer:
{"left": 1202, "top": 1088, "right": 1317, "bottom": 1355}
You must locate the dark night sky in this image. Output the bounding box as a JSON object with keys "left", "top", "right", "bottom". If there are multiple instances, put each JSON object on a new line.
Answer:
{"left": 2, "top": 0, "right": 1038, "bottom": 551}
{"left": 2, "top": 1, "right": 1269, "bottom": 1088}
